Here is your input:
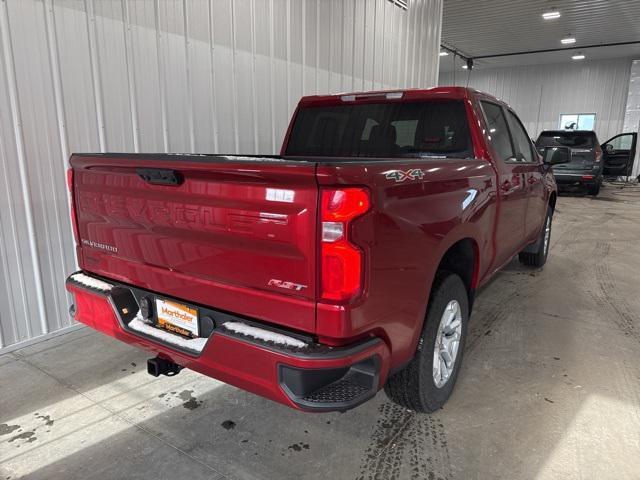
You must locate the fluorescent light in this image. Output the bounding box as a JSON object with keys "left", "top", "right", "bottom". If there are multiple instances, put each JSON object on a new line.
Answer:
{"left": 461, "top": 65, "right": 468, "bottom": 69}
{"left": 439, "top": 51, "right": 449, "bottom": 56}
{"left": 572, "top": 54, "right": 585, "bottom": 60}
{"left": 542, "top": 10, "right": 561, "bottom": 20}
{"left": 561, "top": 37, "right": 576, "bottom": 45}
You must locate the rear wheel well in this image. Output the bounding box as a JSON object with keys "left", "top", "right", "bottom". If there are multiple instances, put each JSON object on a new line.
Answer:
{"left": 435, "top": 238, "right": 478, "bottom": 312}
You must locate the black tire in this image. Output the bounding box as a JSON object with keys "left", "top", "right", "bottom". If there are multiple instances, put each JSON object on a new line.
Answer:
{"left": 384, "top": 273, "right": 469, "bottom": 413}
{"left": 519, "top": 206, "right": 552, "bottom": 268}
{"left": 587, "top": 182, "right": 600, "bottom": 196}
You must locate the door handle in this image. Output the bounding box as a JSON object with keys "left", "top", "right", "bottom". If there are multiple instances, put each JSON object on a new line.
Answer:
{"left": 136, "top": 168, "right": 184, "bottom": 186}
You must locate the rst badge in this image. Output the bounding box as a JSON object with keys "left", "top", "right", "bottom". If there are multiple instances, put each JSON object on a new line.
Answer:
{"left": 268, "top": 279, "right": 307, "bottom": 291}
{"left": 384, "top": 169, "right": 425, "bottom": 183}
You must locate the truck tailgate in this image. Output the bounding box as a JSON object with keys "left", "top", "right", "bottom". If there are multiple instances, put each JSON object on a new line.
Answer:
{"left": 70, "top": 154, "right": 318, "bottom": 333}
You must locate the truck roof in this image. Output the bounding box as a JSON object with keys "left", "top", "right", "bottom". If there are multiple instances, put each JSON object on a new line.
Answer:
{"left": 297, "top": 86, "right": 501, "bottom": 107}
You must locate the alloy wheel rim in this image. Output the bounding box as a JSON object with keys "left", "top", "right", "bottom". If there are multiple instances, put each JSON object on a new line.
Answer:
{"left": 433, "top": 300, "right": 463, "bottom": 388}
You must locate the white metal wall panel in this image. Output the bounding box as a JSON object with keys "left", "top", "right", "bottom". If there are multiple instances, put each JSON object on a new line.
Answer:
{"left": 439, "top": 58, "right": 632, "bottom": 142}
{"left": 623, "top": 60, "right": 640, "bottom": 178}
{"left": 0, "top": 0, "right": 443, "bottom": 350}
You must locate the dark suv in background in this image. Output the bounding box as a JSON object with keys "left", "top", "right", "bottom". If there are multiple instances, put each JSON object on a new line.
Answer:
{"left": 535, "top": 130, "right": 603, "bottom": 195}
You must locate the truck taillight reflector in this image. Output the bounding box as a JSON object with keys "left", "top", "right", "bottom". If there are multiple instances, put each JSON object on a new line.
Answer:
{"left": 67, "top": 168, "right": 80, "bottom": 244}
{"left": 320, "top": 188, "right": 370, "bottom": 301}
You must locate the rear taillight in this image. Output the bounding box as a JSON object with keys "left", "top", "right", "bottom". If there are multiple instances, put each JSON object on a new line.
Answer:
{"left": 67, "top": 168, "right": 80, "bottom": 244}
{"left": 320, "top": 188, "right": 370, "bottom": 302}
{"left": 595, "top": 145, "right": 602, "bottom": 163}
{"left": 69, "top": 287, "right": 116, "bottom": 331}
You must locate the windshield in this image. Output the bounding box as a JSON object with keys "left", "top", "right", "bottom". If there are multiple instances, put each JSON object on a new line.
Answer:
{"left": 536, "top": 132, "right": 595, "bottom": 149}
{"left": 285, "top": 100, "right": 472, "bottom": 158}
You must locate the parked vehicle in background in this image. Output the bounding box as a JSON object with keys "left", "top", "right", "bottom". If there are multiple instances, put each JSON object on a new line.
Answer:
{"left": 535, "top": 130, "right": 603, "bottom": 195}
{"left": 65, "top": 87, "right": 569, "bottom": 414}
{"left": 601, "top": 133, "right": 637, "bottom": 178}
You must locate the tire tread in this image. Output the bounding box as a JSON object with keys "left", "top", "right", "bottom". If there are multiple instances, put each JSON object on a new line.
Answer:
{"left": 384, "top": 272, "right": 468, "bottom": 413}
{"left": 519, "top": 206, "right": 553, "bottom": 268}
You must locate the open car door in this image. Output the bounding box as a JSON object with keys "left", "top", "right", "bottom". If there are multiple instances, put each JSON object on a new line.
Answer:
{"left": 601, "top": 132, "right": 637, "bottom": 177}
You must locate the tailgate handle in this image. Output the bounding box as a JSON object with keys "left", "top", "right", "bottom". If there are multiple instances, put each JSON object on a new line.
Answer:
{"left": 136, "top": 168, "right": 183, "bottom": 186}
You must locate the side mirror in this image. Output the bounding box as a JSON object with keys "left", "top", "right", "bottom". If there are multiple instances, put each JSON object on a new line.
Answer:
{"left": 604, "top": 143, "right": 614, "bottom": 154}
{"left": 543, "top": 146, "right": 571, "bottom": 165}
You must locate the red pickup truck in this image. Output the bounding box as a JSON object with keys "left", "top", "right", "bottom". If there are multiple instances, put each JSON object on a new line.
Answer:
{"left": 65, "top": 87, "right": 569, "bottom": 413}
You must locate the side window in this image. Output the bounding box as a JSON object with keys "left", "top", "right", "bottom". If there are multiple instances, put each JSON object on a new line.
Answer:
{"left": 506, "top": 111, "right": 534, "bottom": 162}
{"left": 607, "top": 134, "right": 633, "bottom": 151}
{"left": 481, "top": 101, "right": 513, "bottom": 162}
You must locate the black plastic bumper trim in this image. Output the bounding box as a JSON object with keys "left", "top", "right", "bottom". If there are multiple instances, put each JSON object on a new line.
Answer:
{"left": 278, "top": 356, "right": 381, "bottom": 412}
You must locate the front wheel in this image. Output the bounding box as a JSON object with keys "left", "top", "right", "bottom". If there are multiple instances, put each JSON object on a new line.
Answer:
{"left": 384, "top": 273, "right": 469, "bottom": 413}
{"left": 519, "top": 206, "right": 553, "bottom": 268}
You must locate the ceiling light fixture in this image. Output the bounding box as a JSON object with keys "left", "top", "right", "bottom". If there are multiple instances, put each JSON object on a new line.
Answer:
{"left": 542, "top": 9, "right": 561, "bottom": 20}
{"left": 461, "top": 65, "right": 468, "bottom": 69}
{"left": 572, "top": 53, "right": 585, "bottom": 60}
{"left": 561, "top": 37, "right": 576, "bottom": 45}
{"left": 439, "top": 51, "right": 449, "bottom": 56}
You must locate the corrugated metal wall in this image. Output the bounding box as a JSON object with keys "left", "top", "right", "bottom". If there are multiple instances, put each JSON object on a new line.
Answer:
{"left": 0, "top": 0, "right": 443, "bottom": 351}
{"left": 623, "top": 60, "right": 640, "bottom": 178}
{"left": 439, "top": 58, "right": 632, "bottom": 142}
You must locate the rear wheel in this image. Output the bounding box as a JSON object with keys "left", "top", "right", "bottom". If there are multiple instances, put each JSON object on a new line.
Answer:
{"left": 384, "top": 273, "right": 468, "bottom": 413}
{"left": 519, "top": 206, "right": 552, "bottom": 268}
{"left": 587, "top": 182, "right": 600, "bottom": 196}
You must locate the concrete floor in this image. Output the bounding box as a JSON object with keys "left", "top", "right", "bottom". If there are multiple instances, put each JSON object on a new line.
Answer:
{"left": 2, "top": 184, "right": 640, "bottom": 480}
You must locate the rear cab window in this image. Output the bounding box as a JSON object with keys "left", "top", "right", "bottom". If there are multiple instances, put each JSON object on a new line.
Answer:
{"left": 285, "top": 100, "right": 473, "bottom": 159}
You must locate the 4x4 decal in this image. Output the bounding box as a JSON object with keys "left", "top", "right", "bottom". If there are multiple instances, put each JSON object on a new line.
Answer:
{"left": 384, "top": 168, "right": 425, "bottom": 183}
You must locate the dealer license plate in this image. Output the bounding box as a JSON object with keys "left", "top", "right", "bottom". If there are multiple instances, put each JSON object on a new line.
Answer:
{"left": 155, "top": 298, "right": 199, "bottom": 338}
